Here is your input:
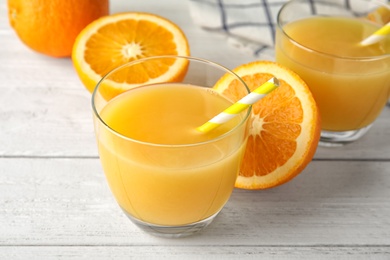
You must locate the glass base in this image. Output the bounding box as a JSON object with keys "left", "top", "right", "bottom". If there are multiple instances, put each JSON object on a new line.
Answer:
{"left": 319, "top": 124, "right": 373, "bottom": 147}
{"left": 122, "top": 209, "right": 219, "bottom": 238}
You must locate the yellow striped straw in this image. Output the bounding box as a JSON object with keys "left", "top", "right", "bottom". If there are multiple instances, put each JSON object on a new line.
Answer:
{"left": 360, "top": 21, "right": 390, "bottom": 46}
{"left": 197, "top": 77, "right": 279, "bottom": 133}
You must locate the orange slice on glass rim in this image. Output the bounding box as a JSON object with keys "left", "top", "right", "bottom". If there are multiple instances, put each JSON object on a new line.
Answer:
{"left": 214, "top": 61, "right": 321, "bottom": 189}
{"left": 367, "top": 6, "right": 390, "bottom": 25}
{"left": 72, "top": 12, "right": 190, "bottom": 99}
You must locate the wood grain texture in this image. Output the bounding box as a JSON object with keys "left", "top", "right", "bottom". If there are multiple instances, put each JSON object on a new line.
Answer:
{"left": 0, "top": 246, "right": 389, "bottom": 260}
{"left": 1, "top": 0, "right": 390, "bottom": 258}
{"left": 1, "top": 159, "right": 389, "bottom": 247}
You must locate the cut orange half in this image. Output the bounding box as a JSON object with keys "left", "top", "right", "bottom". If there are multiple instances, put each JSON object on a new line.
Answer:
{"left": 214, "top": 61, "right": 321, "bottom": 189}
{"left": 72, "top": 12, "right": 190, "bottom": 99}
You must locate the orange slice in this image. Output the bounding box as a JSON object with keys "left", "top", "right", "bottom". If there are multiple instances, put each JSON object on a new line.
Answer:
{"left": 214, "top": 61, "right": 321, "bottom": 189}
{"left": 367, "top": 6, "right": 390, "bottom": 25}
{"left": 72, "top": 12, "right": 190, "bottom": 98}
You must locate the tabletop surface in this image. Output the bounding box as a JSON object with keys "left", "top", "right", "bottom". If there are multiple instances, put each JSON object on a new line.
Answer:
{"left": 1, "top": 0, "right": 390, "bottom": 259}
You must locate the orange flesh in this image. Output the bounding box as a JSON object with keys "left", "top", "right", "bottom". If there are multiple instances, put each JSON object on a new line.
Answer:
{"left": 223, "top": 74, "right": 303, "bottom": 178}
{"left": 84, "top": 19, "right": 179, "bottom": 80}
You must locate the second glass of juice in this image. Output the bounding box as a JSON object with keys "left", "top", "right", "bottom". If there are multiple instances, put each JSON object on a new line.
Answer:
{"left": 275, "top": 0, "right": 390, "bottom": 146}
{"left": 92, "top": 56, "right": 251, "bottom": 237}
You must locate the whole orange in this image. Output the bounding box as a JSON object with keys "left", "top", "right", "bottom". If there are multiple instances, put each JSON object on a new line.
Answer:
{"left": 7, "top": 0, "right": 109, "bottom": 57}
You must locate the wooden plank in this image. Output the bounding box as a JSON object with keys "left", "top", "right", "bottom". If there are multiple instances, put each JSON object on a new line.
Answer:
{"left": 1, "top": 158, "right": 389, "bottom": 246}
{"left": 0, "top": 87, "right": 96, "bottom": 157}
{"left": 0, "top": 246, "right": 389, "bottom": 259}
{"left": 0, "top": 82, "right": 389, "bottom": 158}
{"left": 315, "top": 107, "right": 390, "bottom": 160}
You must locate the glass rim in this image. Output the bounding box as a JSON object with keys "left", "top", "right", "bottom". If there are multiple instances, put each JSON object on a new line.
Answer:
{"left": 276, "top": 0, "right": 390, "bottom": 61}
{"left": 92, "top": 55, "right": 252, "bottom": 148}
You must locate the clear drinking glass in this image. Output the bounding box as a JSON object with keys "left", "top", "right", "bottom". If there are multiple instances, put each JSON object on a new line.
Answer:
{"left": 275, "top": 0, "right": 390, "bottom": 146}
{"left": 92, "top": 56, "right": 251, "bottom": 237}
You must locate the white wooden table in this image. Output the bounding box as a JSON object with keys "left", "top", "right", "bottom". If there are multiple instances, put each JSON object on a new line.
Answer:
{"left": 1, "top": 1, "right": 390, "bottom": 259}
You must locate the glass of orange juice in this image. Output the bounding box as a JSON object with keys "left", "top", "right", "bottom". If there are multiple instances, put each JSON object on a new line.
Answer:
{"left": 275, "top": 0, "right": 390, "bottom": 146}
{"left": 92, "top": 56, "right": 251, "bottom": 237}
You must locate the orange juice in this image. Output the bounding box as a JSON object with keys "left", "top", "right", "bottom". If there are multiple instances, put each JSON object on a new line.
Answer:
{"left": 96, "top": 84, "right": 247, "bottom": 226}
{"left": 276, "top": 16, "right": 390, "bottom": 131}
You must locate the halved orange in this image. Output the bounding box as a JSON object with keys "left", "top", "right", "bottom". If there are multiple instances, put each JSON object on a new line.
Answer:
{"left": 72, "top": 12, "right": 190, "bottom": 99}
{"left": 214, "top": 61, "right": 321, "bottom": 189}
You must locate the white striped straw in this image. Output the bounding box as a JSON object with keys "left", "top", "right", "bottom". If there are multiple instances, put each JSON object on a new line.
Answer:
{"left": 360, "top": 21, "right": 390, "bottom": 46}
{"left": 197, "top": 77, "right": 279, "bottom": 133}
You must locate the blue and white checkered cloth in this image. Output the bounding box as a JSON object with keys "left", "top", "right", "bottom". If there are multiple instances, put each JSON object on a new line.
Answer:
{"left": 188, "top": 0, "right": 390, "bottom": 58}
{"left": 189, "top": 0, "right": 287, "bottom": 58}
